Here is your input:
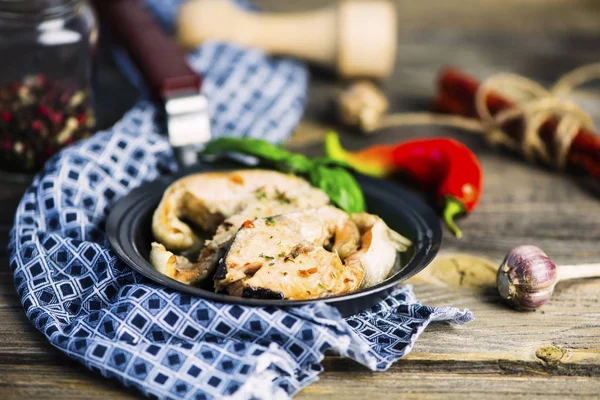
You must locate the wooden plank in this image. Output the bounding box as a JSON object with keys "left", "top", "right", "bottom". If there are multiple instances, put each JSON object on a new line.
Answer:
{"left": 0, "top": 364, "right": 136, "bottom": 400}
{"left": 298, "top": 369, "right": 600, "bottom": 399}
{"left": 1, "top": 0, "right": 599, "bottom": 398}
{"left": 406, "top": 255, "right": 600, "bottom": 368}
{"left": 255, "top": 0, "right": 600, "bottom": 34}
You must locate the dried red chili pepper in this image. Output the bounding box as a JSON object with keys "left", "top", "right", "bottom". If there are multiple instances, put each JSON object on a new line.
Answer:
{"left": 324, "top": 132, "right": 483, "bottom": 237}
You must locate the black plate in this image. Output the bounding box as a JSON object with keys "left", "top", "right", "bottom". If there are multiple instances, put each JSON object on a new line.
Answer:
{"left": 106, "top": 163, "right": 442, "bottom": 317}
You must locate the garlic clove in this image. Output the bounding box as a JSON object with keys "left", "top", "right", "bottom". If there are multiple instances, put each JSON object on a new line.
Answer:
{"left": 496, "top": 245, "right": 558, "bottom": 311}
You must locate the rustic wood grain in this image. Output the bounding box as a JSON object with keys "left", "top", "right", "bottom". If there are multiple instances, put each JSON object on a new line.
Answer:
{"left": 1, "top": 0, "right": 600, "bottom": 399}
{"left": 255, "top": 0, "right": 600, "bottom": 34}
{"left": 406, "top": 254, "right": 600, "bottom": 367}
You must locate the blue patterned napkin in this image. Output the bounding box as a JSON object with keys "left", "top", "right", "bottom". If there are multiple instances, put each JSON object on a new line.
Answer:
{"left": 9, "top": 1, "right": 472, "bottom": 399}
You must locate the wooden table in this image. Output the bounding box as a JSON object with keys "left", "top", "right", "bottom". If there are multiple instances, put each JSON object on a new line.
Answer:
{"left": 1, "top": 0, "right": 600, "bottom": 398}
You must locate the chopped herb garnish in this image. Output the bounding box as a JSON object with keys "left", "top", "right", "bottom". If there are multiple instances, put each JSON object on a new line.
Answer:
{"left": 269, "top": 263, "right": 275, "bottom": 266}
{"left": 259, "top": 253, "right": 274, "bottom": 260}
{"left": 278, "top": 252, "right": 286, "bottom": 258}
{"left": 265, "top": 216, "right": 275, "bottom": 226}
{"left": 254, "top": 187, "right": 267, "bottom": 200}
{"left": 269, "top": 235, "right": 273, "bottom": 239}
{"left": 318, "top": 283, "right": 325, "bottom": 289}
{"left": 275, "top": 189, "right": 291, "bottom": 204}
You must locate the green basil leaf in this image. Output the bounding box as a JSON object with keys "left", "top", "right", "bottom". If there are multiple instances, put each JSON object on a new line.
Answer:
{"left": 309, "top": 164, "right": 365, "bottom": 214}
{"left": 312, "top": 156, "right": 353, "bottom": 169}
{"left": 201, "top": 137, "right": 312, "bottom": 173}
{"left": 202, "top": 137, "right": 290, "bottom": 161}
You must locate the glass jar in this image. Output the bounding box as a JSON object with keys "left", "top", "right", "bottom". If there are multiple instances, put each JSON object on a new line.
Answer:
{"left": 0, "top": 0, "right": 97, "bottom": 174}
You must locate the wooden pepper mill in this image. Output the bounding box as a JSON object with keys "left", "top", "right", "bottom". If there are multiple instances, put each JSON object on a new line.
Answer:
{"left": 177, "top": 0, "right": 397, "bottom": 79}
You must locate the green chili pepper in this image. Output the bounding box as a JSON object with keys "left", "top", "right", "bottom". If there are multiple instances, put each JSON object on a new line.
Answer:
{"left": 199, "top": 137, "right": 366, "bottom": 214}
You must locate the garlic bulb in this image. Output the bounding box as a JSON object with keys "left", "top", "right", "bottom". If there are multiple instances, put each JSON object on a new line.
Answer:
{"left": 496, "top": 245, "right": 558, "bottom": 311}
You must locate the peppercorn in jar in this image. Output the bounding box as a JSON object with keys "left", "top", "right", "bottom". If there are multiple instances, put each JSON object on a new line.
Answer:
{"left": 0, "top": 0, "right": 97, "bottom": 174}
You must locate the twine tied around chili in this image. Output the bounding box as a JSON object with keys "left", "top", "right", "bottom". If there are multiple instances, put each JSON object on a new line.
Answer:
{"left": 338, "top": 63, "right": 600, "bottom": 171}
